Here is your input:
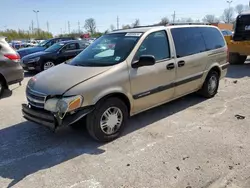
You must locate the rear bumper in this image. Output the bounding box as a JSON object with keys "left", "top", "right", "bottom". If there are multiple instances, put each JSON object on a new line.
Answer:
{"left": 220, "top": 62, "right": 229, "bottom": 79}
{"left": 6, "top": 66, "right": 24, "bottom": 86}
{"left": 22, "top": 104, "right": 94, "bottom": 130}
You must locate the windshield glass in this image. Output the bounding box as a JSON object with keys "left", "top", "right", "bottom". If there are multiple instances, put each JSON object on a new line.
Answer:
{"left": 37, "top": 40, "right": 49, "bottom": 47}
{"left": 69, "top": 32, "right": 142, "bottom": 67}
{"left": 45, "top": 43, "right": 64, "bottom": 52}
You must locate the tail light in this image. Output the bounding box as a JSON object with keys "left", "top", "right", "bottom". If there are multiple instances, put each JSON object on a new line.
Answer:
{"left": 4, "top": 53, "right": 20, "bottom": 62}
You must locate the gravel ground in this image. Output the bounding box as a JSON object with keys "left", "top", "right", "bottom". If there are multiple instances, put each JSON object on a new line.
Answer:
{"left": 1, "top": 64, "right": 250, "bottom": 188}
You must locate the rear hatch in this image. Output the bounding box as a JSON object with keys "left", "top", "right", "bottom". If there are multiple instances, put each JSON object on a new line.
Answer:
{"left": 233, "top": 14, "right": 250, "bottom": 41}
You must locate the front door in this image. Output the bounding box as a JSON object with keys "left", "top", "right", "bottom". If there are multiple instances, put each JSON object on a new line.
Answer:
{"left": 57, "top": 43, "right": 80, "bottom": 64}
{"left": 129, "top": 30, "right": 176, "bottom": 114}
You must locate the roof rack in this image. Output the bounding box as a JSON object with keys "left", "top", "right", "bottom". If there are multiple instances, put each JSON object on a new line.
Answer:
{"left": 167, "top": 22, "right": 211, "bottom": 25}
{"left": 111, "top": 22, "right": 211, "bottom": 32}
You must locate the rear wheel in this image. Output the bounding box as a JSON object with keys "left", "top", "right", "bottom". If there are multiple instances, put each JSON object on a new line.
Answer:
{"left": 229, "top": 53, "right": 247, "bottom": 65}
{"left": 199, "top": 71, "right": 219, "bottom": 98}
{"left": 86, "top": 98, "right": 128, "bottom": 142}
{"left": 0, "top": 80, "right": 5, "bottom": 98}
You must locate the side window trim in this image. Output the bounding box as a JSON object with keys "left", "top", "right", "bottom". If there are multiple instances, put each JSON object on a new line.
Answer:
{"left": 132, "top": 30, "right": 171, "bottom": 63}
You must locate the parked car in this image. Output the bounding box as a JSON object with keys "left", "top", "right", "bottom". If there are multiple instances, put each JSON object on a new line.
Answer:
{"left": 17, "top": 37, "right": 76, "bottom": 58}
{"left": 221, "top": 29, "right": 233, "bottom": 36}
{"left": 0, "top": 37, "right": 24, "bottom": 97}
{"left": 21, "top": 40, "right": 87, "bottom": 72}
{"left": 22, "top": 25, "right": 228, "bottom": 142}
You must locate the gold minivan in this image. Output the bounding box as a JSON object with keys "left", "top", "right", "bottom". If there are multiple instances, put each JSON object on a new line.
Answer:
{"left": 22, "top": 25, "right": 229, "bottom": 142}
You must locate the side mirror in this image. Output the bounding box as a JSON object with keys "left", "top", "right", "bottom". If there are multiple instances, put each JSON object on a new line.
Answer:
{"left": 132, "top": 55, "right": 156, "bottom": 68}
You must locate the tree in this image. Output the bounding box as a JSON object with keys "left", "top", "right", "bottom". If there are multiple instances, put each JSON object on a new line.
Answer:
{"left": 84, "top": 18, "right": 96, "bottom": 34}
{"left": 221, "top": 8, "right": 235, "bottom": 23}
{"left": 110, "top": 24, "right": 115, "bottom": 31}
{"left": 132, "top": 19, "right": 140, "bottom": 28}
{"left": 203, "top": 14, "right": 219, "bottom": 23}
{"left": 235, "top": 4, "right": 244, "bottom": 15}
{"left": 158, "top": 17, "right": 169, "bottom": 25}
{"left": 122, "top": 24, "right": 131, "bottom": 29}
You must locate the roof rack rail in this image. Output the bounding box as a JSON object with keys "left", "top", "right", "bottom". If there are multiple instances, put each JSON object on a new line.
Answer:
{"left": 167, "top": 22, "right": 211, "bottom": 25}
{"left": 111, "top": 22, "right": 211, "bottom": 32}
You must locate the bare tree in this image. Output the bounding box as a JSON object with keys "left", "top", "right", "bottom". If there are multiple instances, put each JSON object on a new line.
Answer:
{"left": 122, "top": 24, "right": 131, "bottom": 29}
{"left": 132, "top": 19, "right": 140, "bottom": 28}
{"left": 177, "top": 17, "right": 193, "bottom": 23}
{"left": 84, "top": 18, "right": 96, "bottom": 34}
{"left": 235, "top": 4, "right": 244, "bottom": 14}
{"left": 110, "top": 24, "right": 115, "bottom": 31}
{"left": 158, "top": 17, "right": 169, "bottom": 25}
{"left": 221, "top": 8, "right": 235, "bottom": 23}
{"left": 202, "top": 14, "right": 219, "bottom": 23}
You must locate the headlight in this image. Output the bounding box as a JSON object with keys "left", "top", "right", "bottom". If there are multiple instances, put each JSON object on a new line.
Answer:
{"left": 28, "top": 57, "right": 40, "bottom": 63}
{"left": 44, "top": 95, "right": 83, "bottom": 113}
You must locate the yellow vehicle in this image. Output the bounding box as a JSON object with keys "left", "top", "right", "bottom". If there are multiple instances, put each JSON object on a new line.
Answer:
{"left": 226, "top": 11, "right": 250, "bottom": 64}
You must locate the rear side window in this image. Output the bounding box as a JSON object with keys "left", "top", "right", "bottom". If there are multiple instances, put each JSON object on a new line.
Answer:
{"left": 171, "top": 27, "right": 206, "bottom": 58}
{"left": 200, "top": 27, "right": 225, "bottom": 50}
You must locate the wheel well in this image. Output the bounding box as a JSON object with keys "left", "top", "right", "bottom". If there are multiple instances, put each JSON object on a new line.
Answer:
{"left": 0, "top": 73, "right": 7, "bottom": 88}
{"left": 209, "top": 66, "right": 221, "bottom": 78}
{"left": 98, "top": 93, "right": 131, "bottom": 113}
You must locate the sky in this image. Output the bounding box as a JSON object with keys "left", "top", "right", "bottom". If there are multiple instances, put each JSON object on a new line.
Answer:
{"left": 0, "top": 0, "right": 249, "bottom": 35}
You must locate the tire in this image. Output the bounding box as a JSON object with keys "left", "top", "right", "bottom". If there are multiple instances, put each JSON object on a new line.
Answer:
{"left": 229, "top": 53, "right": 247, "bottom": 65}
{"left": 0, "top": 80, "right": 4, "bottom": 98}
{"left": 199, "top": 71, "right": 219, "bottom": 98}
{"left": 41, "top": 61, "right": 55, "bottom": 71}
{"left": 86, "top": 98, "right": 128, "bottom": 142}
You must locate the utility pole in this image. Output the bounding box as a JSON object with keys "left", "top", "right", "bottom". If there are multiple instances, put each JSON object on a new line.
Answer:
{"left": 117, "top": 16, "right": 119, "bottom": 30}
{"left": 31, "top": 20, "right": 34, "bottom": 34}
{"left": 68, "top": 21, "right": 70, "bottom": 34}
{"left": 227, "top": 0, "right": 232, "bottom": 9}
{"left": 78, "top": 21, "right": 80, "bottom": 34}
{"left": 33, "top": 10, "right": 40, "bottom": 33}
{"left": 47, "top": 21, "right": 49, "bottom": 33}
{"left": 172, "top": 11, "right": 176, "bottom": 23}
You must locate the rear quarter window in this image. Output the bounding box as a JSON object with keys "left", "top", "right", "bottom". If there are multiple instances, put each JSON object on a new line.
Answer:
{"left": 171, "top": 27, "right": 206, "bottom": 58}
{"left": 200, "top": 27, "right": 226, "bottom": 50}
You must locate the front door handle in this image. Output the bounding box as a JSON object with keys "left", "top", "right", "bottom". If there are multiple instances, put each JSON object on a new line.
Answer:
{"left": 166, "top": 63, "right": 175, "bottom": 70}
{"left": 178, "top": 60, "right": 185, "bottom": 67}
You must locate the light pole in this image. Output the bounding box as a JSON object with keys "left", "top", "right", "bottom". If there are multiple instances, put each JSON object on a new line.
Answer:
{"left": 227, "top": 0, "right": 232, "bottom": 9}
{"left": 33, "top": 10, "right": 40, "bottom": 33}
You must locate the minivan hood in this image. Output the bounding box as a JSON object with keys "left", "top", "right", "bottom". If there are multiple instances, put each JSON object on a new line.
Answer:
{"left": 28, "top": 63, "right": 111, "bottom": 95}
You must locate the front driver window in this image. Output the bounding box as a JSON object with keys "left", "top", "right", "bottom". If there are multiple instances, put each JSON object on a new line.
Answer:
{"left": 134, "top": 30, "right": 170, "bottom": 62}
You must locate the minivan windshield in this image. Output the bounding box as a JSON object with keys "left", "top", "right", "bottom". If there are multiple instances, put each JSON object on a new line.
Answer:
{"left": 69, "top": 33, "right": 142, "bottom": 67}
{"left": 45, "top": 43, "right": 64, "bottom": 52}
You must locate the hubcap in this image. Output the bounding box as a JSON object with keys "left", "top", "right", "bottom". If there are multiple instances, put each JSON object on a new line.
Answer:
{"left": 208, "top": 75, "right": 217, "bottom": 94}
{"left": 100, "top": 107, "right": 123, "bottom": 135}
{"left": 44, "top": 62, "right": 55, "bottom": 70}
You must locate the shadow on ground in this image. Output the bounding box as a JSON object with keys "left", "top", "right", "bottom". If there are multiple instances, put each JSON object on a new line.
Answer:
{"left": 226, "top": 62, "right": 250, "bottom": 79}
{"left": 24, "top": 71, "right": 36, "bottom": 78}
{"left": 0, "top": 94, "right": 206, "bottom": 188}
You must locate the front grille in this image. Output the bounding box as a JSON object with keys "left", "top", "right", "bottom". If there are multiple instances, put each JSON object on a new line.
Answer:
{"left": 26, "top": 87, "right": 46, "bottom": 108}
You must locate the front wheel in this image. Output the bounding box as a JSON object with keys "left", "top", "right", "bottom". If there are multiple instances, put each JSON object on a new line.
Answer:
{"left": 42, "top": 61, "right": 55, "bottom": 71}
{"left": 199, "top": 71, "right": 219, "bottom": 98}
{"left": 86, "top": 98, "right": 128, "bottom": 142}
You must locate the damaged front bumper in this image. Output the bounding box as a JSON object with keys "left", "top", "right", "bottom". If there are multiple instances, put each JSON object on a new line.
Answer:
{"left": 22, "top": 104, "right": 94, "bottom": 131}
